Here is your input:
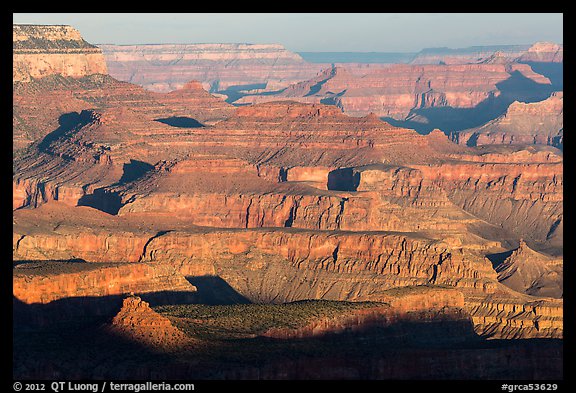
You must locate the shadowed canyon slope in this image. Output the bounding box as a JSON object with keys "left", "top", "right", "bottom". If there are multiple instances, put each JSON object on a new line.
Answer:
{"left": 99, "top": 41, "right": 562, "bottom": 142}
{"left": 13, "top": 25, "right": 563, "bottom": 379}
{"left": 451, "top": 92, "right": 563, "bottom": 149}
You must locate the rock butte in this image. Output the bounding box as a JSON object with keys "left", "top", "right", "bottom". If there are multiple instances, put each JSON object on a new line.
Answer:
{"left": 452, "top": 91, "right": 563, "bottom": 149}
{"left": 107, "top": 296, "right": 195, "bottom": 350}
{"left": 13, "top": 25, "right": 563, "bottom": 379}
{"left": 13, "top": 25, "right": 108, "bottom": 82}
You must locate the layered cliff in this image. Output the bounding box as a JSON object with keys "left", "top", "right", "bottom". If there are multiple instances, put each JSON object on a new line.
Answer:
{"left": 13, "top": 24, "right": 564, "bottom": 382}
{"left": 467, "top": 293, "right": 562, "bottom": 339}
{"left": 13, "top": 72, "right": 234, "bottom": 151}
{"left": 452, "top": 92, "right": 563, "bottom": 149}
{"left": 13, "top": 260, "right": 197, "bottom": 305}
{"left": 235, "top": 63, "right": 552, "bottom": 121}
{"left": 409, "top": 42, "right": 562, "bottom": 65}
{"left": 13, "top": 25, "right": 108, "bottom": 82}
{"left": 13, "top": 200, "right": 564, "bottom": 341}
{"left": 409, "top": 44, "right": 531, "bottom": 65}
{"left": 518, "top": 42, "right": 563, "bottom": 63}
{"left": 99, "top": 43, "right": 325, "bottom": 93}
{"left": 13, "top": 25, "right": 233, "bottom": 151}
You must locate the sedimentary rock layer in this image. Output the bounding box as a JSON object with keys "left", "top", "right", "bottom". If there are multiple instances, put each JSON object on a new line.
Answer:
{"left": 518, "top": 42, "right": 563, "bottom": 63}
{"left": 99, "top": 43, "right": 325, "bottom": 93}
{"left": 236, "top": 63, "right": 551, "bottom": 119}
{"left": 13, "top": 261, "right": 196, "bottom": 304}
{"left": 13, "top": 25, "right": 108, "bottom": 82}
{"left": 452, "top": 92, "right": 563, "bottom": 149}
{"left": 108, "top": 296, "right": 194, "bottom": 349}
{"left": 13, "top": 202, "right": 563, "bottom": 340}
{"left": 409, "top": 44, "right": 532, "bottom": 65}
{"left": 13, "top": 74, "right": 234, "bottom": 151}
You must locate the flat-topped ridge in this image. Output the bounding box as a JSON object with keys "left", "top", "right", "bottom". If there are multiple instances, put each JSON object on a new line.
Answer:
{"left": 13, "top": 24, "right": 98, "bottom": 51}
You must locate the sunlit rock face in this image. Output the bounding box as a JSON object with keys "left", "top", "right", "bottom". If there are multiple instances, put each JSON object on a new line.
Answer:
{"left": 12, "top": 24, "right": 563, "bottom": 380}
{"left": 99, "top": 43, "right": 325, "bottom": 93}
{"left": 13, "top": 24, "right": 108, "bottom": 82}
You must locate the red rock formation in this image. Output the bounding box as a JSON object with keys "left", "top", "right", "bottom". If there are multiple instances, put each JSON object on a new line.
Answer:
{"left": 12, "top": 101, "right": 464, "bottom": 212}
{"left": 13, "top": 25, "right": 108, "bottom": 82}
{"left": 13, "top": 26, "right": 234, "bottom": 151}
{"left": 13, "top": 261, "right": 197, "bottom": 304}
{"left": 452, "top": 92, "right": 563, "bottom": 148}
{"left": 13, "top": 73, "right": 234, "bottom": 151}
{"left": 12, "top": 25, "right": 563, "bottom": 347}
{"left": 236, "top": 63, "right": 551, "bottom": 118}
{"left": 107, "top": 296, "right": 194, "bottom": 349}
{"left": 467, "top": 294, "right": 562, "bottom": 339}
{"left": 99, "top": 43, "right": 325, "bottom": 93}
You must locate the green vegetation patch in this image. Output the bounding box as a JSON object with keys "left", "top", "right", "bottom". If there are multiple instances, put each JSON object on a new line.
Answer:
{"left": 155, "top": 300, "right": 383, "bottom": 340}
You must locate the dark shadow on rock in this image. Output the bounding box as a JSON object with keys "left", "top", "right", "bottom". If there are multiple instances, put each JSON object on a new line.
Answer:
{"left": 13, "top": 296, "right": 178, "bottom": 380}
{"left": 320, "top": 89, "right": 347, "bottom": 105}
{"left": 155, "top": 117, "right": 204, "bottom": 128}
{"left": 77, "top": 188, "right": 123, "bottom": 215}
{"left": 327, "top": 167, "right": 360, "bottom": 191}
{"left": 13, "top": 294, "right": 563, "bottom": 379}
{"left": 217, "top": 83, "right": 267, "bottom": 104}
{"left": 13, "top": 291, "right": 198, "bottom": 329}
{"left": 380, "top": 116, "right": 435, "bottom": 135}
{"left": 37, "top": 110, "right": 94, "bottom": 153}
{"left": 383, "top": 70, "right": 557, "bottom": 135}
{"left": 304, "top": 76, "right": 331, "bottom": 97}
{"left": 186, "top": 275, "right": 251, "bottom": 305}
{"left": 466, "top": 132, "right": 480, "bottom": 147}
{"left": 14, "top": 258, "right": 87, "bottom": 267}
{"left": 519, "top": 62, "right": 563, "bottom": 89}
{"left": 486, "top": 249, "right": 515, "bottom": 270}
{"left": 118, "top": 159, "right": 154, "bottom": 184}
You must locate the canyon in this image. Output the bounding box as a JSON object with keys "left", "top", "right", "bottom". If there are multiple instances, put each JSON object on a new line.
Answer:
{"left": 100, "top": 41, "right": 563, "bottom": 145}
{"left": 12, "top": 24, "right": 563, "bottom": 380}
{"left": 451, "top": 91, "right": 563, "bottom": 149}
{"left": 99, "top": 43, "right": 326, "bottom": 94}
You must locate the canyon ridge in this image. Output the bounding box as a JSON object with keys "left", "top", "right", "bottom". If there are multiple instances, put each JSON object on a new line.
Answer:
{"left": 13, "top": 24, "right": 563, "bottom": 380}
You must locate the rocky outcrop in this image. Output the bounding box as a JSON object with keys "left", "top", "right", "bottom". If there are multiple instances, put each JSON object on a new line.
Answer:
{"left": 13, "top": 25, "right": 108, "bottom": 82}
{"left": 107, "top": 296, "right": 194, "bottom": 349}
{"left": 452, "top": 92, "right": 563, "bottom": 149}
{"left": 13, "top": 261, "right": 197, "bottom": 304}
{"left": 13, "top": 26, "right": 234, "bottom": 151}
{"left": 518, "top": 42, "right": 563, "bottom": 63}
{"left": 99, "top": 43, "right": 325, "bottom": 93}
{"left": 467, "top": 295, "right": 563, "bottom": 339}
{"left": 495, "top": 240, "right": 562, "bottom": 298}
{"left": 12, "top": 101, "right": 465, "bottom": 214}
{"left": 13, "top": 72, "right": 234, "bottom": 151}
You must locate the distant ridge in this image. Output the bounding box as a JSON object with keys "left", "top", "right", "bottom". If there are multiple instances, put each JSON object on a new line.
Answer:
{"left": 298, "top": 52, "right": 415, "bottom": 64}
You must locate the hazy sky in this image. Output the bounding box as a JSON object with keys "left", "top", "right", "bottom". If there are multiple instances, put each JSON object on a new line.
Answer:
{"left": 12, "top": 13, "right": 563, "bottom": 52}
